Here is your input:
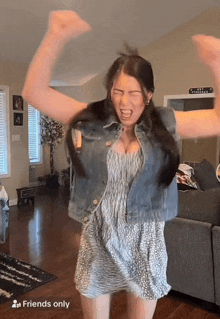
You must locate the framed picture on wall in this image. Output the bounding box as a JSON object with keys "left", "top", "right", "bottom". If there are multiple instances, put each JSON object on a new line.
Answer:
{"left": 13, "top": 95, "right": 23, "bottom": 111}
{"left": 14, "top": 113, "right": 23, "bottom": 126}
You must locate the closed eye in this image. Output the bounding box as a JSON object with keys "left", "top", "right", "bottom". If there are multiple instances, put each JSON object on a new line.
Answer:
{"left": 129, "top": 91, "right": 142, "bottom": 97}
{"left": 113, "top": 89, "right": 123, "bottom": 95}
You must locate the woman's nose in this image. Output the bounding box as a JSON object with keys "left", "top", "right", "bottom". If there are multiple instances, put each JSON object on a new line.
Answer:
{"left": 121, "top": 93, "right": 128, "bottom": 105}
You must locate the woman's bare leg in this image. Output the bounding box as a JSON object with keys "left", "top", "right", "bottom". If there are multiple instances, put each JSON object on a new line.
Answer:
{"left": 80, "top": 293, "right": 111, "bottom": 319}
{"left": 127, "top": 293, "right": 157, "bottom": 319}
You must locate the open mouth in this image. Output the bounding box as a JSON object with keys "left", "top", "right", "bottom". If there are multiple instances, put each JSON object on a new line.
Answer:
{"left": 120, "top": 109, "right": 133, "bottom": 119}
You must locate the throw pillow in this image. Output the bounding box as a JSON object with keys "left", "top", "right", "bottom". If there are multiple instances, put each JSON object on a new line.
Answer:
{"left": 193, "top": 159, "right": 220, "bottom": 191}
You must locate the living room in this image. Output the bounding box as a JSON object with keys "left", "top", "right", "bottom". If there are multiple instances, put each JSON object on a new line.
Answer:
{"left": 1, "top": 2, "right": 220, "bottom": 318}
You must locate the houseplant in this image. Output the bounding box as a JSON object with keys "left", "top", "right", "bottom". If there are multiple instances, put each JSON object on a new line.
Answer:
{"left": 40, "top": 114, "right": 65, "bottom": 188}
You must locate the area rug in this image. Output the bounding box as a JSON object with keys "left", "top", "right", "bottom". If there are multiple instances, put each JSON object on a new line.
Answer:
{"left": 0, "top": 252, "right": 57, "bottom": 305}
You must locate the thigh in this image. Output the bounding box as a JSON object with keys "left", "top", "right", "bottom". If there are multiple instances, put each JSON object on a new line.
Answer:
{"left": 127, "top": 293, "right": 157, "bottom": 319}
{"left": 80, "top": 293, "right": 112, "bottom": 319}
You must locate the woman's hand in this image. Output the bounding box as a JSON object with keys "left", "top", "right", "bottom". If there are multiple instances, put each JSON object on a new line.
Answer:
{"left": 48, "top": 10, "right": 92, "bottom": 42}
{"left": 192, "top": 35, "right": 220, "bottom": 66}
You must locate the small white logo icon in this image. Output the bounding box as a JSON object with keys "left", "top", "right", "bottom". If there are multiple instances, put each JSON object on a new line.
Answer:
{"left": 12, "top": 299, "right": 22, "bottom": 308}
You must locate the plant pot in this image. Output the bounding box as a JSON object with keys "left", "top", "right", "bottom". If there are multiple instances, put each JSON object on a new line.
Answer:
{"left": 46, "top": 174, "right": 59, "bottom": 189}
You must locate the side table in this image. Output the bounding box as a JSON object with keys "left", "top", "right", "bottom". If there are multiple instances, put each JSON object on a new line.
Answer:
{"left": 16, "top": 187, "right": 35, "bottom": 206}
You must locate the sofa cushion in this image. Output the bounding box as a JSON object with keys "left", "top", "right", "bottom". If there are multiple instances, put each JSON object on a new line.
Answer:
{"left": 192, "top": 159, "right": 220, "bottom": 190}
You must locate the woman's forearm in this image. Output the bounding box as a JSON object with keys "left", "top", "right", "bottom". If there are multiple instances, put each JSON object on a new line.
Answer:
{"left": 22, "top": 11, "right": 91, "bottom": 110}
{"left": 192, "top": 35, "right": 220, "bottom": 118}
{"left": 21, "top": 11, "right": 91, "bottom": 123}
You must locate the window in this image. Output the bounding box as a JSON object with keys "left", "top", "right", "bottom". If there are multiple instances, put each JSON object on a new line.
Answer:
{"left": 28, "top": 105, "right": 42, "bottom": 164}
{"left": 0, "top": 87, "right": 10, "bottom": 177}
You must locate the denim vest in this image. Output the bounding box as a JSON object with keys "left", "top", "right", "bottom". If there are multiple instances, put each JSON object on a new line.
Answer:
{"left": 68, "top": 106, "right": 179, "bottom": 224}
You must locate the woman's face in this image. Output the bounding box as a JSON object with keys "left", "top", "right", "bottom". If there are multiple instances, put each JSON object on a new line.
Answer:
{"left": 111, "top": 71, "right": 153, "bottom": 129}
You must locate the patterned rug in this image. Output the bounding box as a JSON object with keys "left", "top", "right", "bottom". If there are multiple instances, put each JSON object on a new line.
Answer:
{"left": 0, "top": 253, "right": 57, "bottom": 305}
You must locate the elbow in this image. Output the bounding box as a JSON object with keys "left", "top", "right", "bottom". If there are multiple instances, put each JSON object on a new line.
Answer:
{"left": 213, "top": 109, "right": 220, "bottom": 136}
{"left": 22, "top": 87, "right": 31, "bottom": 103}
{"left": 22, "top": 87, "right": 38, "bottom": 107}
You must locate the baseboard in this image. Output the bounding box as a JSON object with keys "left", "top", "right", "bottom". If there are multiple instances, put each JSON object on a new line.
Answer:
{"left": 9, "top": 199, "right": 17, "bottom": 207}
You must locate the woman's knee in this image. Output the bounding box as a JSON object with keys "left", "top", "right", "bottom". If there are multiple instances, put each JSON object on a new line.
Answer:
{"left": 80, "top": 293, "right": 112, "bottom": 319}
{"left": 127, "top": 293, "right": 157, "bottom": 319}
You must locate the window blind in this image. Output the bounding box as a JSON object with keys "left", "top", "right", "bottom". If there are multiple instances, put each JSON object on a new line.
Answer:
{"left": 0, "top": 92, "right": 8, "bottom": 176}
{"left": 28, "top": 105, "right": 41, "bottom": 164}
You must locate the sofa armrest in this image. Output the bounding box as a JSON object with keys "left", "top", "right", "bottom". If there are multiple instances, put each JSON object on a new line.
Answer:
{"left": 212, "top": 226, "right": 220, "bottom": 306}
{"left": 165, "top": 217, "right": 215, "bottom": 302}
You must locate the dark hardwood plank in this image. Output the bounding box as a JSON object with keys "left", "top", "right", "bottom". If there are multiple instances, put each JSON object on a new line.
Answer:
{"left": 154, "top": 297, "right": 182, "bottom": 318}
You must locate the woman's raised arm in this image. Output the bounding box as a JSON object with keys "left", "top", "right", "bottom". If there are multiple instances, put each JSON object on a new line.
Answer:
{"left": 175, "top": 35, "right": 220, "bottom": 139}
{"left": 22, "top": 11, "right": 91, "bottom": 125}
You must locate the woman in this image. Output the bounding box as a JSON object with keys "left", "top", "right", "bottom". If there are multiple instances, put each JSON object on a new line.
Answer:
{"left": 22, "top": 11, "right": 220, "bottom": 319}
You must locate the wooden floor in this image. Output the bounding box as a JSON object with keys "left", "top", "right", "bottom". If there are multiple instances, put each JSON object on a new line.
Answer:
{"left": 0, "top": 186, "right": 220, "bottom": 319}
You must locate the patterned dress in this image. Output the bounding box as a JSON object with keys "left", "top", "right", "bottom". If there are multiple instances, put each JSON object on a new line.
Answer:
{"left": 74, "top": 147, "right": 171, "bottom": 299}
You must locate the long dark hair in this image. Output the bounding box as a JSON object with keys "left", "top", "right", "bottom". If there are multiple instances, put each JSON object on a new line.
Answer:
{"left": 66, "top": 49, "right": 180, "bottom": 188}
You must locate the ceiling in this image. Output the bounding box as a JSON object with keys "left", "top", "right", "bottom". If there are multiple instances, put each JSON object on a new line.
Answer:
{"left": 0, "top": 0, "right": 219, "bottom": 86}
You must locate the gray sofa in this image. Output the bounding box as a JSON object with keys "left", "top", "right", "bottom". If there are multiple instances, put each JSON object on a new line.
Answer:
{"left": 164, "top": 159, "right": 220, "bottom": 306}
{"left": 0, "top": 199, "right": 9, "bottom": 244}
